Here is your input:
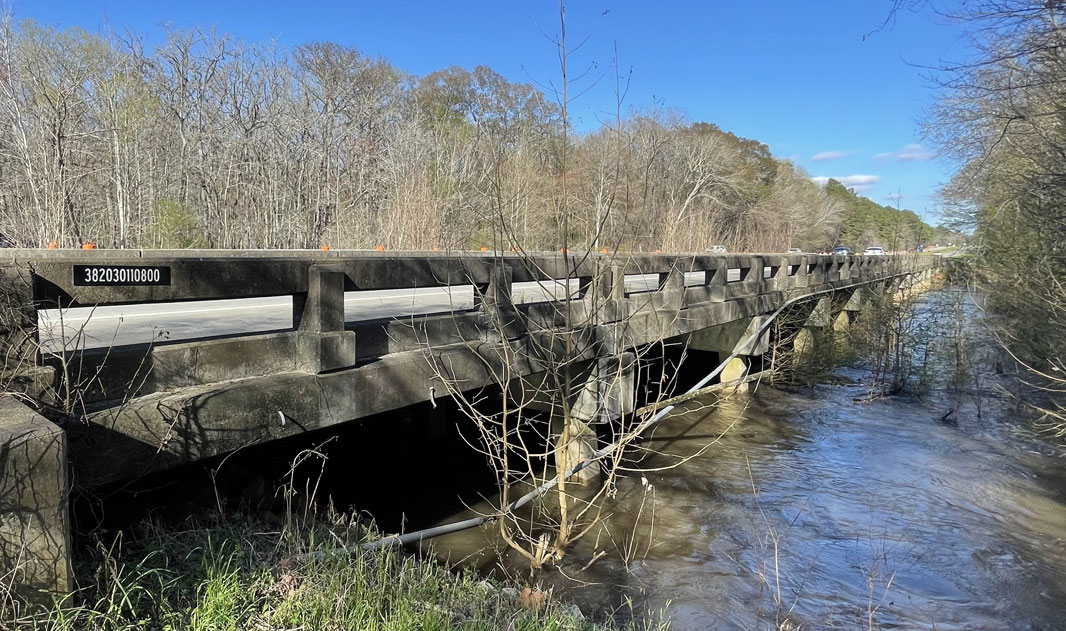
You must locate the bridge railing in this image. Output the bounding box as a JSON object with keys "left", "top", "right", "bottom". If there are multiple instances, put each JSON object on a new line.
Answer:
{"left": 0, "top": 250, "right": 891, "bottom": 310}
{"left": 14, "top": 249, "right": 920, "bottom": 306}
{"left": 0, "top": 249, "right": 935, "bottom": 405}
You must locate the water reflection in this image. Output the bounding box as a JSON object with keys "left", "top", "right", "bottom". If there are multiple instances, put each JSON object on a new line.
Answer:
{"left": 431, "top": 290, "right": 1066, "bottom": 630}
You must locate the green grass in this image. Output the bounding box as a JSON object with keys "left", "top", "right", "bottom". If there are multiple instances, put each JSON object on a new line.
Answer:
{"left": 3, "top": 516, "right": 668, "bottom": 631}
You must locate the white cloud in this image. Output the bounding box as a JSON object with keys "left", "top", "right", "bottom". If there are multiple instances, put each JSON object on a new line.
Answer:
{"left": 874, "top": 144, "right": 933, "bottom": 162}
{"left": 811, "top": 150, "right": 850, "bottom": 161}
{"left": 811, "top": 174, "right": 881, "bottom": 192}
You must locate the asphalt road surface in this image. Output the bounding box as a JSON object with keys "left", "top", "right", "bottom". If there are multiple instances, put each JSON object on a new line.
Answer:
{"left": 38, "top": 272, "right": 725, "bottom": 352}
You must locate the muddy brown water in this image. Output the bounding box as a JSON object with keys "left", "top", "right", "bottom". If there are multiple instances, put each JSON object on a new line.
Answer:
{"left": 428, "top": 290, "right": 1066, "bottom": 630}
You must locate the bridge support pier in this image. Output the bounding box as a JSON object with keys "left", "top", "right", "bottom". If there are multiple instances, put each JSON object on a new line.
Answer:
{"left": 0, "top": 396, "right": 70, "bottom": 597}
{"left": 793, "top": 327, "right": 815, "bottom": 360}
{"left": 842, "top": 287, "right": 864, "bottom": 316}
{"left": 793, "top": 297, "right": 838, "bottom": 366}
{"left": 832, "top": 310, "right": 851, "bottom": 334}
{"left": 558, "top": 353, "right": 636, "bottom": 485}
{"left": 830, "top": 286, "right": 871, "bottom": 337}
{"left": 905, "top": 267, "right": 938, "bottom": 293}
{"left": 689, "top": 316, "right": 769, "bottom": 392}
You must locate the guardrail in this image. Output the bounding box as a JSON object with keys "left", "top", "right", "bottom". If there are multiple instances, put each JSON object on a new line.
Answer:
{"left": 14, "top": 248, "right": 915, "bottom": 304}
{"left": 0, "top": 249, "right": 934, "bottom": 406}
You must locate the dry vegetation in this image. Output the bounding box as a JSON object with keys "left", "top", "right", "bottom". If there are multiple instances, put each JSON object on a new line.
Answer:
{"left": 919, "top": 0, "right": 1066, "bottom": 436}
{"left": 0, "top": 16, "right": 894, "bottom": 253}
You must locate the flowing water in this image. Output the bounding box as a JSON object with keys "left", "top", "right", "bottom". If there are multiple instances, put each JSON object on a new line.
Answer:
{"left": 432, "top": 288, "right": 1066, "bottom": 630}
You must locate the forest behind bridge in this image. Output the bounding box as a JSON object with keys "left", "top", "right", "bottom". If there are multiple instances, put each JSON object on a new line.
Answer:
{"left": 0, "top": 19, "right": 951, "bottom": 253}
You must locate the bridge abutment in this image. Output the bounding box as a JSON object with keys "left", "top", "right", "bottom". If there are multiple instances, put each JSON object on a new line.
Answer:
{"left": 0, "top": 396, "right": 70, "bottom": 596}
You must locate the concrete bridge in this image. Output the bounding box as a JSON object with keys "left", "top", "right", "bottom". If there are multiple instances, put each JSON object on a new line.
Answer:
{"left": 0, "top": 248, "right": 938, "bottom": 595}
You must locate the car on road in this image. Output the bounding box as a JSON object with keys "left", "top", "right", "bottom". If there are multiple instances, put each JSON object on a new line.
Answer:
{"left": 707, "top": 245, "right": 727, "bottom": 254}
{"left": 862, "top": 246, "right": 885, "bottom": 256}
{"left": 787, "top": 247, "right": 802, "bottom": 253}
{"left": 832, "top": 246, "right": 853, "bottom": 256}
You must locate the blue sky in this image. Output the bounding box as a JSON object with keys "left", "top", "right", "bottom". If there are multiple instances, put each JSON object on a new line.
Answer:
{"left": 16, "top": 1, "right": 967, "bottom": 223}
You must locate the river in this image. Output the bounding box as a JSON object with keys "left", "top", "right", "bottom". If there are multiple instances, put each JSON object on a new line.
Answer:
{"left": 431, "top": 288, "right": 1066, "bottom": 630}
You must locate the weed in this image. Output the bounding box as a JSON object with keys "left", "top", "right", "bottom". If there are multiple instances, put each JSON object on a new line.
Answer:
{"left": 2, "top": 515, "right": 669, "bottom": 630}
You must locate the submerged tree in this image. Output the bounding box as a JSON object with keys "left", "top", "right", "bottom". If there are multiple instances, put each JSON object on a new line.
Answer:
{"left": 418, "top": 4, "right": 736, "bottom": 569}
{"left": 911, "top": 0, "right": 1066, "bottom": 434}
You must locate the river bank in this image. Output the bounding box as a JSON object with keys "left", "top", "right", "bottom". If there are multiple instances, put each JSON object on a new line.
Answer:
{"left": 4, "top": 515, "right": 669, "bottom": 630}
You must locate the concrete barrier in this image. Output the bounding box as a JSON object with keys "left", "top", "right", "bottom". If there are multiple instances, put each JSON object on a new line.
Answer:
{"left": 0, "top": 396, "right": 69, "bottom": 596}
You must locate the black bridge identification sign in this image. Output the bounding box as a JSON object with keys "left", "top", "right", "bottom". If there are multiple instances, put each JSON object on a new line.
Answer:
{"left": 73, "top": 265, "right": 172, "bottom": 287}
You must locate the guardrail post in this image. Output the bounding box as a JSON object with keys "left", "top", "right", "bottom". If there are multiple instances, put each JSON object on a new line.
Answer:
{"left": 721, "top": 255, "right": 761, "bottom": 298}
{"left": 294, "top": 264, "right": 356, "bottom": 373}
{"left": 473, "top": 262, "right": 510, "bottom": 310}
{"left": 0, "top": 264, "right": 53, "bottom": 403}
{"left": 0, "top": 265, "right": 36, "bottom": 363}
{"left": 590, "top": 263, "right": 626, "bottom": 325}
{"left": 607, "top": 264, "right": 625, "bottom": 301}
{"left": 658, "top": 264, "right": 685, "bottom": 310}
{"left": 805, "top": 256, "right": 824, "bottom": 285}
{"left": 706, "top": 259, "right": 728, "bottom": 302}
{"left": 475, "top": 262, "right": 520, "bottom": 340}
{"left": 295, "top": 264, "right": 344, "bottom": 334}
{"left": 792, "top": 255, "right": 810, "bottom": 289}
{"left": 764, "top": 256, "right": 793, "bottom": 292}
{"left": 827, "top": 257, "right": 841, "bottom": 282}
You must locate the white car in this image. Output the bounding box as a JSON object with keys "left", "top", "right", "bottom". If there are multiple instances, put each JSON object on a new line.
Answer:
{"left": 863, "top": 247, "right": 885, "bottom": 256}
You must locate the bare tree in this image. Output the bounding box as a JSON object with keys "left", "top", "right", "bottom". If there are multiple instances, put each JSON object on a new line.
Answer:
{"left": 0, "top": 11, "right": 898, "bottom": 255}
